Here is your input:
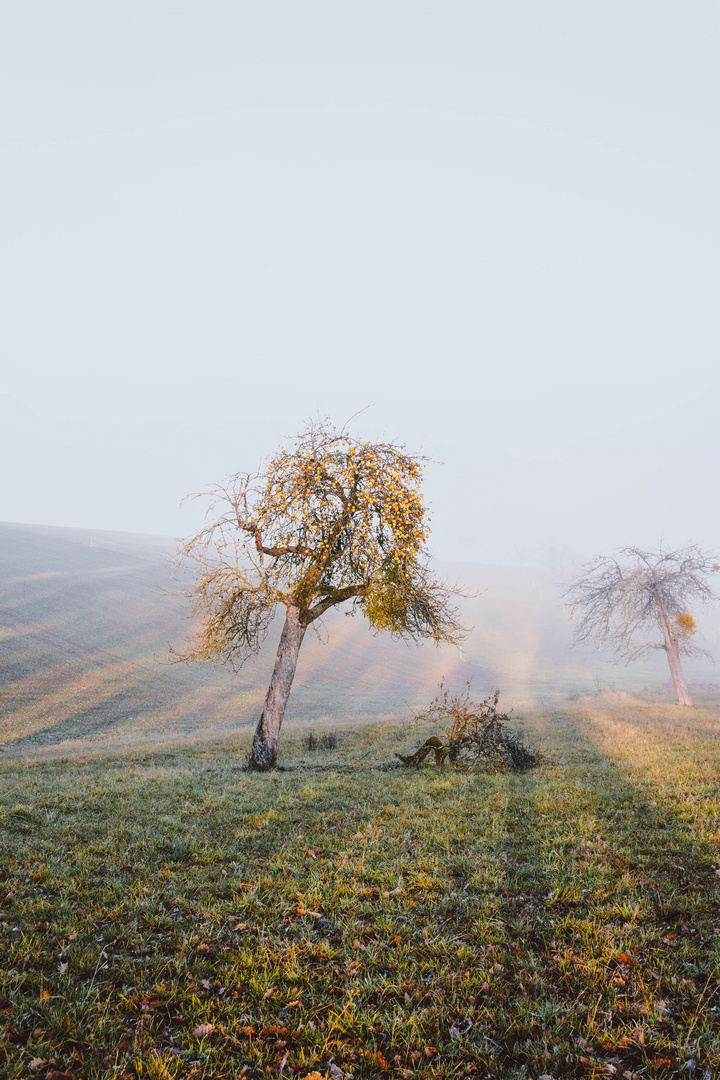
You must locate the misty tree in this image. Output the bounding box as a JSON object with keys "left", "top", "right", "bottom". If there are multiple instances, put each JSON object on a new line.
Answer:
{"left": 565, "top": 544, "right": 719, "bottom": 706}
{"left": 173, "top": 419, "right": 467, "bottom": 770}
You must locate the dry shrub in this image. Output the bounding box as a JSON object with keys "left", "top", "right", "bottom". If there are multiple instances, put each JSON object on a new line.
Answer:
{"left": 407, "top": 683, "right": 542, "bottom": 771}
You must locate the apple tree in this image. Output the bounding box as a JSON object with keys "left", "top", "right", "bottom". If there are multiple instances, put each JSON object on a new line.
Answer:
{"left": 173, "top": 420, "right": 467, "bottom": 769}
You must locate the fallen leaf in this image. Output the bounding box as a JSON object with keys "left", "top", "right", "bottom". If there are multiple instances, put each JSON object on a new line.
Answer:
{"left": 29, "top": 1060, "right": 47, "bottom": 1071}
{"left": 200, "top": 979, "right": 212, "bottom": 990}
{"left": 57, "top": 963, "right": 67, "bottom": 975}
{"left": 39, "top": 990, "right": 51, "bottom": 1003}
{"left": 262, "top": 986, "right": 275, "bottom": 999}
{"left": 192, "top": 1023, "right": 215, "bottom": 1038}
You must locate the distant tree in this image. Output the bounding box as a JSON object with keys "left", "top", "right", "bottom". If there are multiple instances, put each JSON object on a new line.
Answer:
{"left": 173, "top": 419, "right": 467, "bottom": 770}
{"left": 565, "top": 544, "right": 719, "bottom": 705}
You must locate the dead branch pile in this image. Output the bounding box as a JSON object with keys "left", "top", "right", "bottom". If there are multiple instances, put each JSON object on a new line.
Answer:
{"left": 398, "top": 684, "right": 542, "bottom": 772}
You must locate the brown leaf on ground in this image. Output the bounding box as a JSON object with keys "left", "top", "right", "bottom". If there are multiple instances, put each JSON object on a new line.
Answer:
{"left": 192, "top": 1023, "right": 215, "bottom": 1038}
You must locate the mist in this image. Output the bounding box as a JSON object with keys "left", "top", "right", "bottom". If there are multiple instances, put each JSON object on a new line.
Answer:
{"left": 2, "top": 2, "right": 719, "bottom": 567}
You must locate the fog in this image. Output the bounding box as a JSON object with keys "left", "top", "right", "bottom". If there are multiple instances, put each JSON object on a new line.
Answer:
{"left": 2, "top": 2, "right": 719, "bottom": 567}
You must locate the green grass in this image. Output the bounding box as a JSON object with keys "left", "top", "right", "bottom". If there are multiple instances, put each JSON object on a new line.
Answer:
{"left": 1, "top": 702, "right": 719, "bottom": 1079}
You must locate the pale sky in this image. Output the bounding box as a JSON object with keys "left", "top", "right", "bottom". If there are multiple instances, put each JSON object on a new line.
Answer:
{"left": 2, "top": 1, "right": 719, "bottom": 566}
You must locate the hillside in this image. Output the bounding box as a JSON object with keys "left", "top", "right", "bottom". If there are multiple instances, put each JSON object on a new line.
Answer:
{"left": 1, "top": 522, "right": 718, "bottom": 757}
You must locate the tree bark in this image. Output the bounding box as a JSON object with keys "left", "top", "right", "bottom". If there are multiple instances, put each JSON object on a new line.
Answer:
{"left": 249, "top": 604, "right": 307, "bottom": 770}
{"left": 664, "top": 637, "right": 693, "bottom": 706}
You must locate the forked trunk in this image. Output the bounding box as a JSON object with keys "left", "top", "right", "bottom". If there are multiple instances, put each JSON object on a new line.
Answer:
{"left": 249, "top": 605, "right": 306, "bottom": 771}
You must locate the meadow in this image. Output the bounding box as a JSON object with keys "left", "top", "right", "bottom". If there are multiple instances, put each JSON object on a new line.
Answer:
{"left": 1, "top": 698, "right": 719, "bottom": 1080}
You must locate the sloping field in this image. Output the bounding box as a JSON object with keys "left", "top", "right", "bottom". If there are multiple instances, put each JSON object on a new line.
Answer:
{"left": 1, "top": 522, "right": 718, "bottom": 758}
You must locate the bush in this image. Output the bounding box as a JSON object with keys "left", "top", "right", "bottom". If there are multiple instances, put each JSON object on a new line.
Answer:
{"left": 399, "top": 684, "right": 542, "bottom": 771}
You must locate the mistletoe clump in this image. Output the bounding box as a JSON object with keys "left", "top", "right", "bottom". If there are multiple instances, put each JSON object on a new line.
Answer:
{"left": 398, "top": 684, "right": 542, "bottom": 772}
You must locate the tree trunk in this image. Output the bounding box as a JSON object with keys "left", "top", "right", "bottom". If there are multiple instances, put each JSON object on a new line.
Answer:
{"left": 652, "top": 579, "right": 693, "bottom": 707}
{"left": 249, "top": 604, "right": 306, "bottom": 771}
{"left": 656, "top": 608, "right": 692, "bottom": 704}
{"left": 664, "top": 637, "right": 693, "bottom": 706}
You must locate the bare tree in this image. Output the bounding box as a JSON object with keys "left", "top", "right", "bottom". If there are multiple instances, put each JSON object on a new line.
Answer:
{"left": 172, "top": 419, "right": 468, "bottom": 770}
{"left": 565, "top": 544, "right": 719, "bottom": 705}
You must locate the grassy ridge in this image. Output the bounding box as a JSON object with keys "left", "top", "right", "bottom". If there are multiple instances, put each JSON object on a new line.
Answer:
{"left": 0, "top": 703, "right": 719, "bottom": 1079}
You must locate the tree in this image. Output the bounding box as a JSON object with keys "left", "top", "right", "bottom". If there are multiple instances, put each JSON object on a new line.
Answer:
{"left": 565, "top": 544, "right": 719, "bottom": 706}
{"left": 173, "top": 420, "right": 468, "bottom": 770}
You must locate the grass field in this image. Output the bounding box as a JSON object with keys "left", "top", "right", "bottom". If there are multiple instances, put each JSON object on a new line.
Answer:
{"left": 1, "top": 698, "right": 719, "bottom": 1080}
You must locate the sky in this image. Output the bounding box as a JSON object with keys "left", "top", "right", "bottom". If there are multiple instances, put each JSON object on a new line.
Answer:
{"left": 2, "top": 0, "right": 719, "bottom": 567}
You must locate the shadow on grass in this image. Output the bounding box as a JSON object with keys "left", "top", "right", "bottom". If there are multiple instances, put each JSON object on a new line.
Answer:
{"left": 490, "top": 710, "right": 720, "bottom": 1076}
